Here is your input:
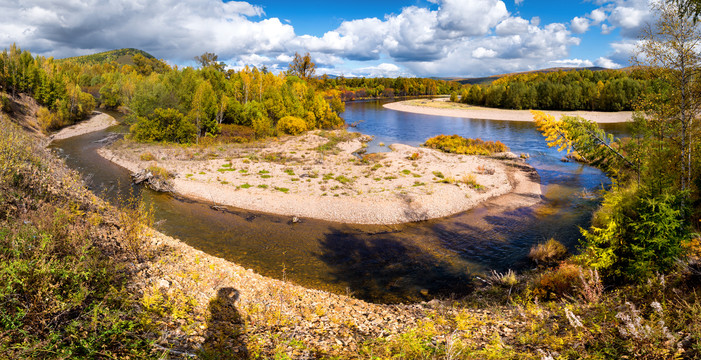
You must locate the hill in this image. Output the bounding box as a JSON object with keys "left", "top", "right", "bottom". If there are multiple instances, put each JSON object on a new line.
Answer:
{"left": 58, "top": 48, "right": 155, "bottom": 66}
{"left": 445, "top": 66, "right": 610, "bottom": 85}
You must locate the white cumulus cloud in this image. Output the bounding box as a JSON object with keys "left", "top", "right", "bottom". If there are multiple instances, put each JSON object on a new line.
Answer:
{"left": 595, "top": 57, "right": 621, "bottom": 68}
{"left": 550, "top": 58, "right": 594, "bottom": 67}
{"left": 571, "top": 17, "right": 590, "bottom": 34}
{"left": 472, "top": 47, "right": 498, "bottom": 58}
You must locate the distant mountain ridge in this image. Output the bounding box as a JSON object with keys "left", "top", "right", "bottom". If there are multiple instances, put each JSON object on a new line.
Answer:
{"left": 58, "top": 48, "right": 156, "bottom": 65}
{"left": 442, "top": 66, "right": 616, "bottom": 85}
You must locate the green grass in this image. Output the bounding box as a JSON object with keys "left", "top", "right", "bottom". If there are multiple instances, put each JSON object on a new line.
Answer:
{"left": 335, "top": 175, "right": 352, "bottom": 184}
{"left": 432, "top": 171, "right": 445, "bottom": 179}
{"left": 275, "top": 187, "right": 289, "bottom": 193}
{"left": 260, "top": 174, "right": 272, "bottom": 179}
{"left": 240, "top": 183, "right": 252, "bottom": 189}
{"left": 257, "top": 184, "right": 269, "bottom": 189}
{"left": 0, "top": 117, "right": 156, "bottom": 358}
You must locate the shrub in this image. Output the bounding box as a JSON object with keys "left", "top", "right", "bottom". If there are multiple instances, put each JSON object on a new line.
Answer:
{"left": 146, "top": 165, "right": 171, "bottom": 179}
{"left": 529, "top": 238, "right": 568, "bottom": 265}
{"left": 276, "top": 115, "right": 308, "bottom": 135}
{"left": 461, "top": 173, "right": 483, "bottom": 189}
{"left": 140, "top": 152, "right": 156, "bottom": 161}
{"left": 450, "top": 91, "right": 458, "bottom": 102}
{"left": 424, "top": 134, "right": 508, "bottom": 155}
{"left": 490, "top": 269, "right": 518, "bottom": 287}
{"left": 37, "top": 106, "right": 69, "bottom": 132}
{"left": 130, "top": 107, "right": 197, "bottom": 144}
{"left": 0, "top": 94, "right": 11, "bottom": 113}
{"left": 534, "top": 262, "right": 582, "bottom": 300}
{"left": 252, "top": 115, "right": 272, "bottom": 138}
{"left": 581, "top": 184, "right": 690, "bottom": 282}
{"left": 219, "top": 124, "right": 255, "bottom": 143}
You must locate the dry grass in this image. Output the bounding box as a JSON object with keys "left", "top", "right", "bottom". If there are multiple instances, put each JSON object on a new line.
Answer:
{"left": 529, "top": 238, "right": 568, "bottom": 265}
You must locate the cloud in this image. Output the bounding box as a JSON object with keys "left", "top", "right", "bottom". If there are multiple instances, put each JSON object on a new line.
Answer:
{"left": 472, "top": 47, "right": 498, "bottom": 58}
{"left": 0, "top": 0, "right": 601, "bottom": 77}
{"left": 589, "top": 8, "right": 607, "bottom": 24}
{"left": 0, "top": 0, "right": 288, "bottom": 61}
{"left": 436, "top": 0, "right": 509, "bottom": 36}
{"left": 354, "top": 63, "right": 409, "bottom": 77}
{"left": 593, "top": 0, "right": 651, "bottom": 38}
{"left": 570, "top": 16, "right": 590, "bottom": 34}
{"left": 595, "top": 57, "right": 621, "bottom": 68}
{"left": 550, "top": 58, "right": 595, "bottom": 67}
{"left": 601, "top": 24, "right": 616, "bottom": 34}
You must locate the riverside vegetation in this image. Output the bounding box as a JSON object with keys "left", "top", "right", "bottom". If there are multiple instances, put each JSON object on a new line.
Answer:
{"left": 452, "top": 67, "right": 667, "bottom": 112}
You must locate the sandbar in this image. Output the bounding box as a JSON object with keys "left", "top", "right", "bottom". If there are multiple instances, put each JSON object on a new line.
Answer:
{"left": 98, "top": 130, "right": 542, "bottom": 225}
{"left": 50, "top": 112, "right": 118, "bottom": 141}
{"left": 384, "top": 99, "right": 632, "bottom": 123}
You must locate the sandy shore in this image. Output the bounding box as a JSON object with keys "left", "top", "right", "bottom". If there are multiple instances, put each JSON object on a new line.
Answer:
{"left": 50, "top": 111, "right": 118, "bottom": 141}
{"left": 99, "top": 130, "right": 542, "bottom": 225}
{"left": 384, "top": 99, "right": 632, "bottom": 123}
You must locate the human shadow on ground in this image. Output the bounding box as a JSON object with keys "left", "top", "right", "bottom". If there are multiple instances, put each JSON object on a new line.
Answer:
{"left": 198, "top": 287, "right": 249, "bottom": 360}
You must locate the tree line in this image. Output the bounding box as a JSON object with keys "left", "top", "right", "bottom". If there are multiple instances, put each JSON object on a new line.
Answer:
{"left": 317, "top": 76, "right": 463, "bottom": 101}
{"left": 456, "top": 68, "right": 670, "bottom": 112}
{"left": 0, "top": 44, "right": 96, "bottom": 131}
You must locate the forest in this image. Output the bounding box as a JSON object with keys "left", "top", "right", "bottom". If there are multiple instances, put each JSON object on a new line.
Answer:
{"left": 456, "top": 68, "right": 670, "bottom": 111}
{"left": 317, "top": 76, "right": 462, "bottom": 101}
{"left": 0, "top": 47, "right": 463, "bottom": 145}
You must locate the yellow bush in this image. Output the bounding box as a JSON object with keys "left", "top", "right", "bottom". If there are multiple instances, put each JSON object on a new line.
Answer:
{"left": 276, "top": 115, "right": 307, "bottom": 135}
{"left": 37, "top": 106, "right": 69, "bottom": 133}
{"left": 424, "top": 134, "right": 508, "bottom": 155}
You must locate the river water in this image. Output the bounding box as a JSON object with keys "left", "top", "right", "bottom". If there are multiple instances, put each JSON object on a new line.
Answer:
{"left": 51, "top": 100, "right": 629, "bottom": 304}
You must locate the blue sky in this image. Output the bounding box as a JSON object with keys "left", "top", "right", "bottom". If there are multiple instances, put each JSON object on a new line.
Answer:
{"left": 0, "top": 0, "right": 651, "bottom": 77}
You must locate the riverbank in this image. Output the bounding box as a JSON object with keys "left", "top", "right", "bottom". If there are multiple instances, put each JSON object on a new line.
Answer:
{"left": 50, "top": 111, "right": 118, "bottom": 141}
{"left": 98, "top": 130, "right": 542, "bottom": 225}
{"left": 385, "top": 98, "right": 633, "bottom": 123}
{"left": 0, "top": 113, "right": 532, "bottom": 358}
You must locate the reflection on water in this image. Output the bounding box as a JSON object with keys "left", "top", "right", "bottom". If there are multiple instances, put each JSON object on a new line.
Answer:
{"left": 51, "top": 102, "right": 629, "bottom": 304}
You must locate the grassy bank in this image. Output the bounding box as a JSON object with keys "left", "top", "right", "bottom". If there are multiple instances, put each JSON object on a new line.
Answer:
{"left": 0, "top": 114, "right": 156, "bottom": 357}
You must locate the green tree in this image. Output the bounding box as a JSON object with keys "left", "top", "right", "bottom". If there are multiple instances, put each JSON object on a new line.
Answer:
{"left": 189, "top": 80, "right": 219, "bottom": 142}
{"left": 194, "top": 52, "right": 225, "bottom": 72}
{"left": 130, "top": 107, "right": 196, "bottom": 143}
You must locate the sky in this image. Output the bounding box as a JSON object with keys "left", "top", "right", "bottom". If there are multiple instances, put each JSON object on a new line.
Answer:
{"left": 0, "top": 0, "right": 653, "bottom": 78}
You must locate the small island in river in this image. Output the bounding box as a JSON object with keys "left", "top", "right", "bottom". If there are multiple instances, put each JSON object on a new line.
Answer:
{"left": 385, "top": 98, "right": 633, "bottom": 123}
{"left": 98, "top": 115, "right": 542, "bottom": 224}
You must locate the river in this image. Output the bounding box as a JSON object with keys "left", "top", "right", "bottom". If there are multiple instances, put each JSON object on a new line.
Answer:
{"left": 50, "top": 100, "right": 629, "bottom": 304}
